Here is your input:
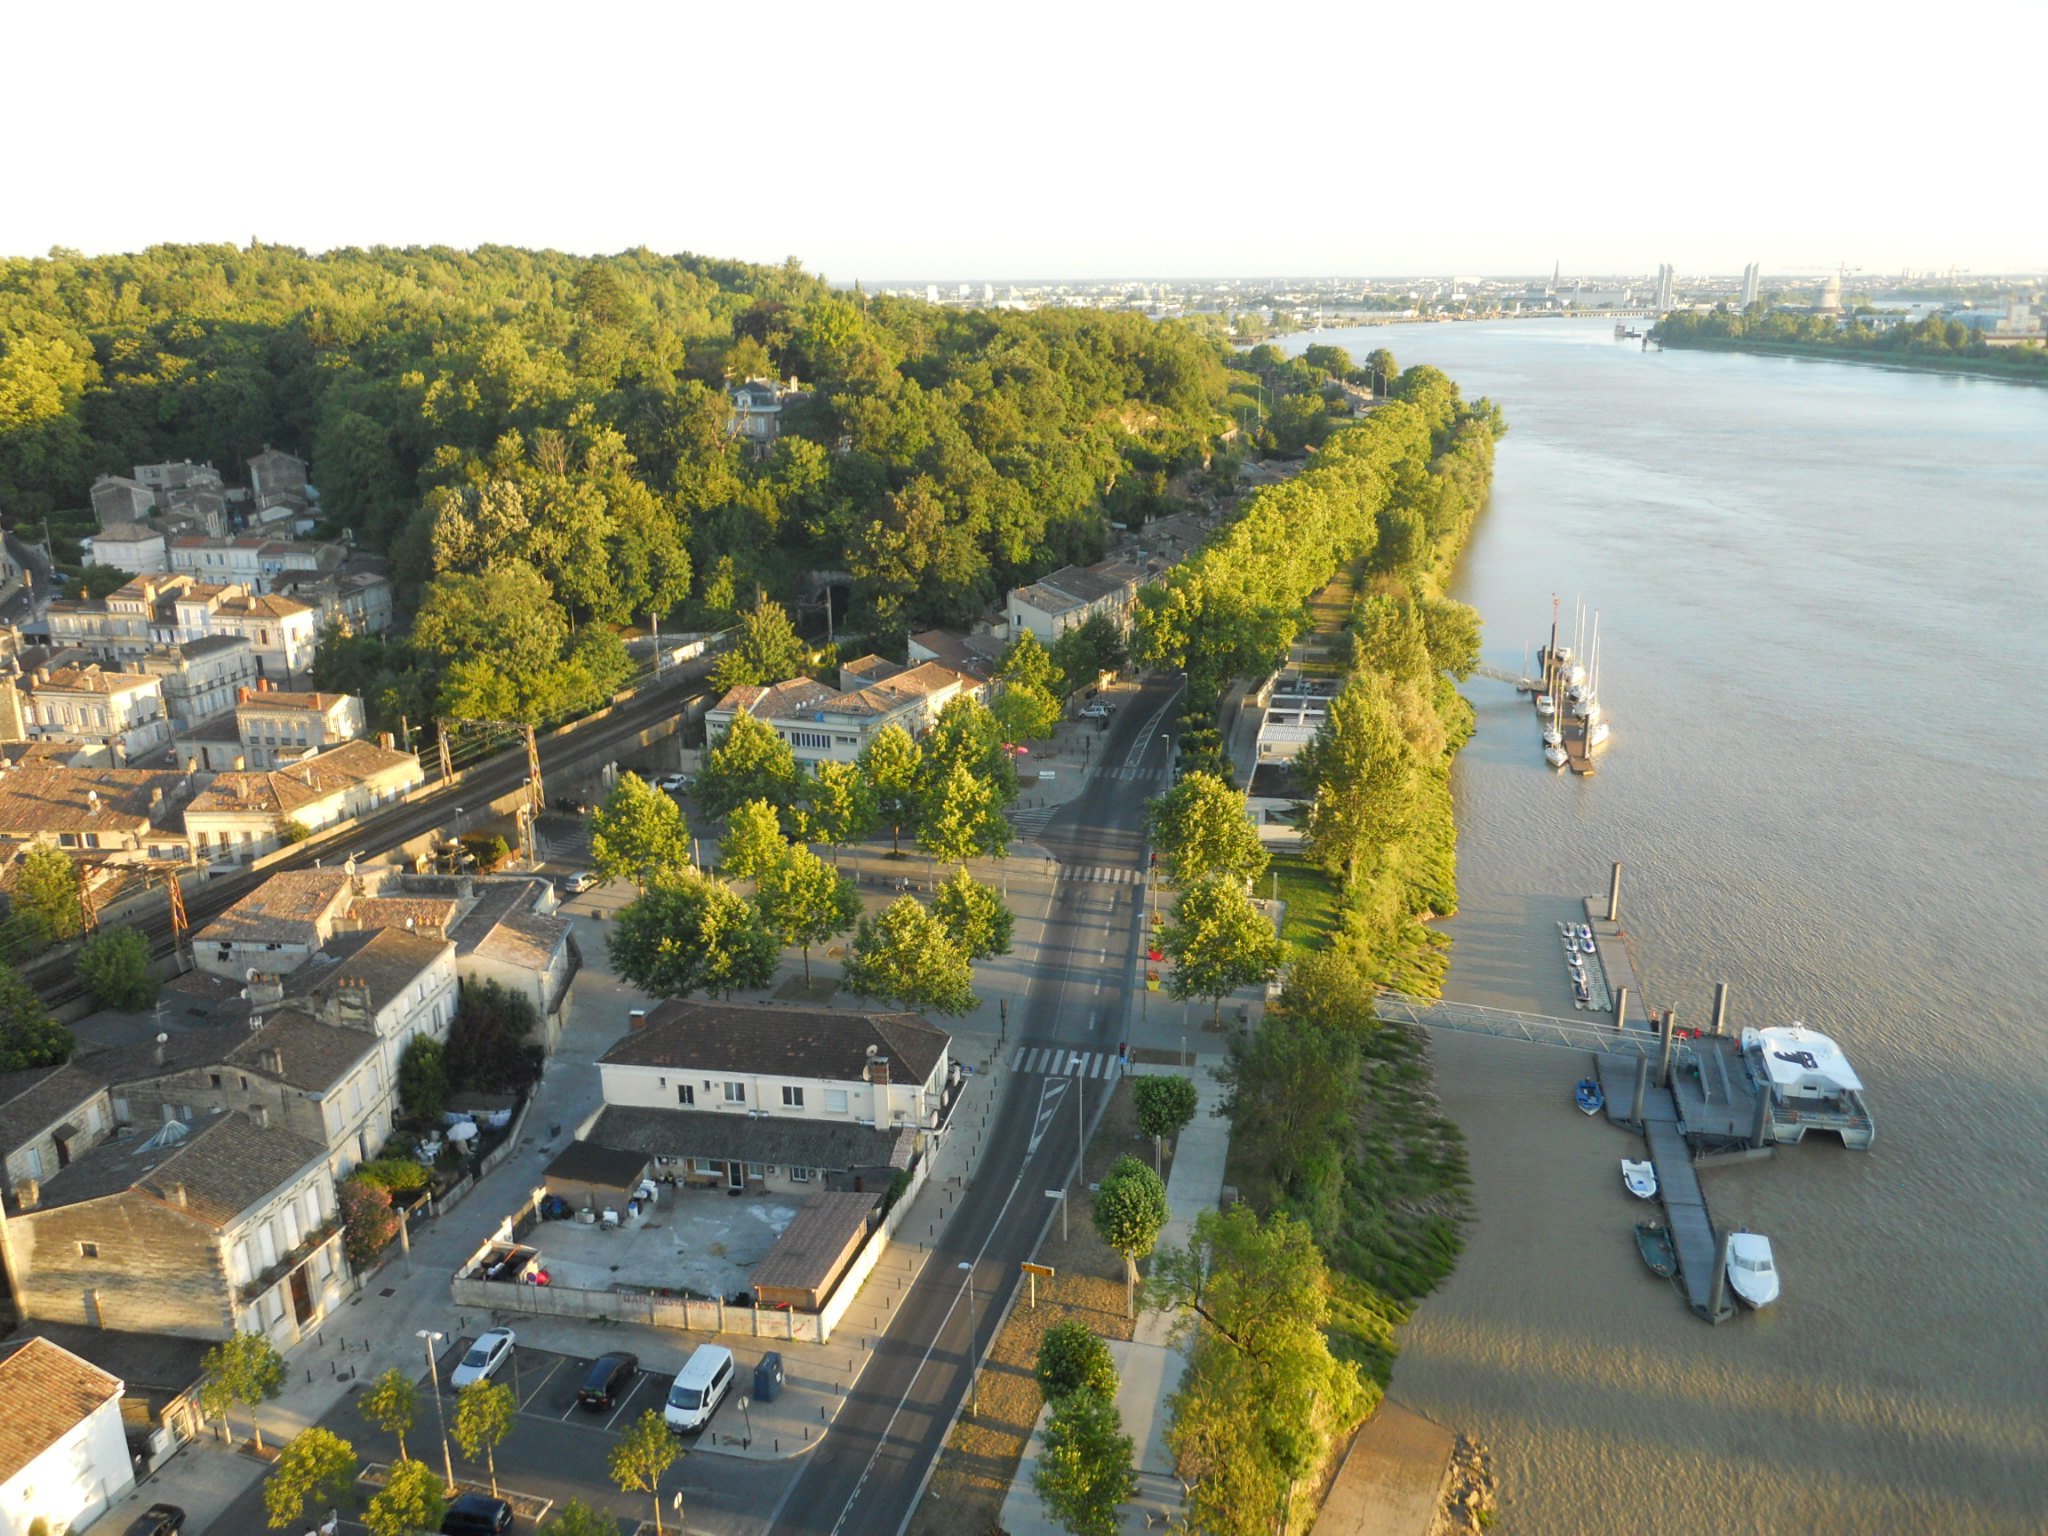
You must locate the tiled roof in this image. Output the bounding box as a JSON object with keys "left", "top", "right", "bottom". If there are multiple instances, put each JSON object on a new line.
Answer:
{"left": 184, "top": 741, "right": 418, "bottom": 818}
{"left": 0, "top": 1322, "right": 208, "bottom": 1397}
{"left": 0, "top": 1337, "right": 123, "bottom": 1482}
{"left": 284, "top": 927, "right": 451, "bottom": 1016}
{"left": 227, "top": 1008, "right": 378, "bottom": 1093}
{"left": 0, "top": 1064, "right": 106, "bottom": 1160}
{"left": 0, "top": 765, "right": 186, "bottom": 834}
{"left": 29, "top": 1110, "right": 325, "bottom": 1227}
{"left": 196, "top": 869, "right": 351, "bottom": 947}
{"left": 601, "top": 1000, "right": 949, "bottom": 1088}
{"left": 32, "top": 665, "right": 160, "bottom": 697}
{"left": 588, "top": 1106, "right": 916, "bottom": 1173}
{"left": 751, "top": 1191, "right": 878, "bottom": 1292}
{"left": 347, "top": 897, "right": 460, "bottom": 934}
{"left": 711, "top": 678, "right": 838, "bottom": 719}
{"left": 236, "top": 692, "right": 349, "bottom": 714}
{"left": 90, "top": 522, "right": 161, "bottom": 543}
{"left": 450, "top": 879, "right": 569, "bottom": 969}
{"left": 75, "top": 1027, "right": 248, "bottom": 1091}
{"left": 543, "top": 1141, "right": 651, "bottom": 1190}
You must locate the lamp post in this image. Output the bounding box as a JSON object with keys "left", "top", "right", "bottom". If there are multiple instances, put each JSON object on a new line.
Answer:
{"left": 958, "top": 1261, "right": 980, "bottom": 1417}
{"left": 417, "top": 1330, "right": 455, "bottom": 1490}
{"left": 738, "top": 1394, "right": 752, "bottom": 1450}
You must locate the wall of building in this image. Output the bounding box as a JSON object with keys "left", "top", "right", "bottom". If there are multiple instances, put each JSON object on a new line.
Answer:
{"left": 0, "top": 1394, "right": 133, "bottom": 1536}
{"left": 598, "top": 1060, "right": 936, "bottom": 1128}
{"left": 2, "top": 1095, "right": 115, "bottom": 1191}
{"left": 2, "top": 1195, "right": 233, "bottom": 1338}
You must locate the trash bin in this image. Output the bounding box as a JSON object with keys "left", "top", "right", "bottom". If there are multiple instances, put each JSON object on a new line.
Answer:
{"left": 754, "top": 1351, "right": 784, "bottom": 1402}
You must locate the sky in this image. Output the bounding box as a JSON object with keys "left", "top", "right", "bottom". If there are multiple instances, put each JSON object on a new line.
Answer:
{"left": 4, "top": 0, "right": 2038, "bottom": 283}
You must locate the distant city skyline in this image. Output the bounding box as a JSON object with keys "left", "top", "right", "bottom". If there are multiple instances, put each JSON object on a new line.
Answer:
{"left": 4, "top": 2, "right": 2037, "bottom": 282}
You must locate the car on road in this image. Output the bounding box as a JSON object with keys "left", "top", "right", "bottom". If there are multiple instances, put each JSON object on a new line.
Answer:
{"left": 664, "top": 1343, "right": 735, "bottom": 1432}
{"left": 449, "top": 1327, "right": 516, "bottom": 1388}
{"left": 1079, "top": 704, "right": 1111, "bottom": 720}
{"left": 125, "top": 1506, "right": 185, "bottom": 1536}
{"left": 557, "top": 871, "right": 596, "bottom": 894}
{"left": 577, "top": 1351, "right": 639, "bottom": 1410}
{"left": 656, "top": 773, "right": 691, "bottom": 792}
{"left": 441, "top": 1495, "right": 514, "bottom": 1536}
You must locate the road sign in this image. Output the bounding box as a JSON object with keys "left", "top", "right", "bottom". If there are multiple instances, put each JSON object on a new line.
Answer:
{"left": 1020, "top": 1262, "right": 1056, "bottom": 1277}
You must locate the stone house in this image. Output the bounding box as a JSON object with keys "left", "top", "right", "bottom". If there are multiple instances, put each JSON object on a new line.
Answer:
{"left": 0, "top": 764, "right": 195, "bottom": 865}
{"left": 1005, "top": 558, "right": 1143, "bottom": 645}
{"left": 192, "top": 868, "right": 355, "bottom": 977}
{"left": 705, "top": 661, "right": 978, "bottom": 768}
{"left": 89, "top": 476, "right": 155, "bottom": 529}
{"left": 0, "top": 1109, "right": 346, "bottom": 1345}
{"left": 233, "top": 688, "right": 365, "bottom": 768}
{"left": 183, "top": 738, "right": 421, "bottom": 866}
{"left": 80, "top": 522, "right": 168, "bottom": 575}
{"left": 247, "top": 446, "right": 309, "bottom": 515}
{"left": 6, "top": 666, "right": 171, "bottom": 764}
{"left": 447, "top": 877, "right": 578, "bottom": 1043}
{"left": 138, "top": 635, "right": 259, "bottom": 732}
{"left": 0, "top": 1065, "right": 118, "bottom": 1200}
{"left": 0, "top": 1337, "right": 134, "bottom": 1536}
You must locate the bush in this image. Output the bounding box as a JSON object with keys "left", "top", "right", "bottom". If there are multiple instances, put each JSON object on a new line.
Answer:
{"left": 396, "top": 1036, "right": 449, "bottom": 1126}
{"left": 1035, "top": 1319, "right": 1118, "bottom": 1402}
{"left": 76, "top": 928, "right": 161, "bottom": 1010}
{"left": 338, "top": 1177, "right": 399, "bottom": 1269}
{"left": 354, "top": 1158, "right": 431, "bottom": 1191}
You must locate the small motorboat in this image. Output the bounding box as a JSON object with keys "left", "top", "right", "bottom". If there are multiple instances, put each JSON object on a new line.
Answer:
{"left": 1588, "top": 719, "right": 1611, "bottom": 748}
{"left": 1572, "top": 976, "right": 1592, "bottom": 1006}
{"left": 1622, "top": 1160, "right": 1658, "bottom": 1199}
{"left": 1575, "top": 1078, "right": 1604, "bottom": 1115}
{"left": 1536, "top": 694, "right": 1556, "bottom": 717}
{"left": 1635, "top": 1221, "right": 1678, "bottom": 1278}
{"left": 1579, "top": 934, "right": 1598, "bottom": 954}
{"left": 1575, "top": 923, "right": 1594, "bottom": 945}
{"left": 1544, "top": 743, "right": 1569, "bottom": 769}
{"left": 1542, "top": 724, "right": 1562, "bottom": 747}
{"left": 1726, "top": 1231, "right": 1781, "bottom": 1308}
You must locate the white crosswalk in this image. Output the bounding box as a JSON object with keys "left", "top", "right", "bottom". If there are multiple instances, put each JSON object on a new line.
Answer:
{"left": 1012, "top": 1046, "right": 1125, "bottom": 1079}
{"left": 1061, "top": 865, "right": 1140, "bottom": 884}
{"left": 1007, "top": 805, "right": 1059, "bottom": 835}
{"left": 1108, "top": 766, "right": 1170, "bottom": 784}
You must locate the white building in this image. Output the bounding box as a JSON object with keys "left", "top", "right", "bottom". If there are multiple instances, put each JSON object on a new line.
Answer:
{"left": 1005, "top": 560, "right": 1142, "bottom": 646}
{"left": 705, "top": 660, "right": 979, "bottom": 767}
{"left": 11, "top": 666, "right": 171, "bottom": 763}
{"left": 183, "top": 739, "right": 422, "bottom": 867}
{"left": 81, "top": 522, "right": 168, "bottom": 575}
{"left": 233, "top": 689, "right": 366, "bottom": 768}
{"left": 0, "top": 1338, "right": 133, "bottom": 1536}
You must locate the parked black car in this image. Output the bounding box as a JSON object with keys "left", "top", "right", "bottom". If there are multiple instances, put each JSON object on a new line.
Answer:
{"left": 441, "top": 1496, "right": 514, "bottom": 1536}
{"left": 577, "top": 1351, "right": 639, "bottom": 1410}
{"left": 125, "top": 1506, "right": 185, "bottom": 1536}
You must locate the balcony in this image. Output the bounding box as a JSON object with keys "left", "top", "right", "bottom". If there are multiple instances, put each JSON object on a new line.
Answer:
{"left": 235, "top": 1216, "right": 340, "bottom": 1302}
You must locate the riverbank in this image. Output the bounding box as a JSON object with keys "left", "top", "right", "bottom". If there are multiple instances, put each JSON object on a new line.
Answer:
{"left": 1654, "top": 333, "right": 2048, "bottom": 386}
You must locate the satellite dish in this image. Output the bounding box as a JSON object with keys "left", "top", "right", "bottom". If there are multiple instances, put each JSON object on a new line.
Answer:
{"left": 155, "top": 1033, "right": 169, "bottom": 1045}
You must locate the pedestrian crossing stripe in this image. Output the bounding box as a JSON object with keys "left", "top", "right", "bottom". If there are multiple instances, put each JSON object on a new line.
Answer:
{"left": 1060, "top": 865, "right": 1138, "bottom": 884}
{"left": 1012, "top": 1047, "right": 1120, "bottom": 1078}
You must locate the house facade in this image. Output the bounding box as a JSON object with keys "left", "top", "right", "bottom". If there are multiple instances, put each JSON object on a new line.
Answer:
{"left": 0, "top": 765, "right": 195, "bottom": 865}
{"left": 1005, "top": 559, "right": 1143, "bottom": 645}
{"left": 0, "top": 1338, "right": 133, "bottom": 1536}
{"left": 81, "top": 522, "right": 169, "bottom": 575}
{"left": 193, "top": 869, "right": 355, "bottom": 976}
{"left": 234, "top": 689, "right": 365, "bottom": 767}
{"left": 705, "top": 661, "right": 979, "bottom": 768}
{"left": 13, "top": 666, "right": 171, "bottom": 763}
{"left": 184, "top": 739, "right": 421, "bottom": 865}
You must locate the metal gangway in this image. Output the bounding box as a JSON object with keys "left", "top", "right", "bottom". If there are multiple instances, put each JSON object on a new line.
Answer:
{"left": 1470, "top": 664, "right": 1539, "bottom": 691}
{"left": 1376, "top": 993, "right": 1659, "bottom": 1061}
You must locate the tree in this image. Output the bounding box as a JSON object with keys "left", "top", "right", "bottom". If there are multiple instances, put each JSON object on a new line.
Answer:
{"left": 589, "top": 773, "right": 692, "bottom": 890}
{"left": 930, "top": 867, "right": 1013, "bottom": 959}
{"left": 266, "top": 1428, "right": 361, "bottom": 1529}
{"left": 200, "top": 1332, "right": 288, "bottom": 1452}
{"left": 993, "top": 678, "right": 1062, "bottom": 744}
{"left": 364, "top": 1457, "right": 446, "bottom": 1536}
{"left": 1161, "top": 877, "right": 1283, "bottom": 1025}
{"left": 1146, "top": 771, "right": 1268, "bottom": 889}
{"left": 1093, "top": 1155, "right": 1169, "bottom": 1318}
{"left": 1035, "top": 1319, "right": 1118, "bottom": 1402}
{"left": 1051, "top": 611, "right": 1128, "bottom": 691}
{"left": 396, "top": 1036, "right": 450, "bottom": 1126}
{"left": 358, "top": 1367, "right": 419, "bottom": 1462}
{"left": 1132, "top": 1075, "right": 1199, "bottom": 1178}
{"left": 754, "top": 844, "right": 861, "bottom": 982}
{"left": 842, "top": 896, "right": 978, "bottom": 1016}
{"left": 76, "top": 927, "right": 160, "bottom": 1010}
{"left": 608, "top": 1411, "right": 681, "bottom": 1536}
{"left": 339, "top": 1177, "right": 401, "bottom": 1269}
{"left": 445, "top": 978, "right": 544, "bottom": 1096}
{"left": 1295, "top": 679, "right": 1413, "bottom": 887}
{"left": 607, "top": 871, "right": 780, "bottom": 999}
{"left": 856, "top": 724, "right": 922, "bottom": 855}
{"left": 914, "top": 761, "right": 1010, "bottom": 865}
{"left": 711, "top": 598, "right": 808, "bottom": 691}
{"left": 0, "top": 964, "right": 74, "bottom": 1071}
{"left": 919, "top": 696, "right": 1018, "bottom": 809}
{"left": 544, "top": 1502, "right": 621, "bottom": 1536}
{"left": 1365, "top": 347, "right": 1400, "bottom": 393}
{"left": 11, "top": 844, "right": 82, "bottom": 951}
{"left": 800, "top": 759, "right": 875, "bottom": 855}
{"left": 696, "top": 711, "right": 804, "bottom": 824}
{"left": 718, "top": 798, "right": 786, "bottom": 882}
{"left": 412, "top": 562, "right": 576, "bottom": 724}
{"left": 1034, "top": 1388, "right": 1137, "bottom": 1536}
{"left": 453, "top": 1380, "right": 517, "bottom": 1496}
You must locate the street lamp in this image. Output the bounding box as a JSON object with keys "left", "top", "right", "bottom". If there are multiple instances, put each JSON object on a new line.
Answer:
{"left": 417, "top": 1330, "right": 456, "bottom": 1490}
{"left": 958, "top": 1261, "right": 980, "bottom": 1417}
{"left": 737, "top": 1394, "right": 752, "bottom": 1449}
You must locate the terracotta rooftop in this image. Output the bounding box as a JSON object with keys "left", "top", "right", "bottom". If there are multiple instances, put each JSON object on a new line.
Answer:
{"left": 236, "top": 692, "right": 350, "bottom": 714}
{"left": 0, "top": 1337, "right": 124, "bottom": 1483}
{"left": 0, "top": 765, "right": 187, "bottom": 834}
{"left": 196, "top": 869, "right": 352, "bottom": 947}
{"left": 184, "top": 740, "right": 418, "bottom": 817}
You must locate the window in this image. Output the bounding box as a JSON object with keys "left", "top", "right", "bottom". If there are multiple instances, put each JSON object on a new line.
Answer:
{"left": 790, "top": 1166, "right": 814, "bottom": 1183}
{"left": 22, "top": 1147, "right": 42, "bottom": 1179}
{"left": 723, "top": 1082, "right": 745, "bottom": 1104}
{"left": 59, "top": 833, "right": 78, "bottom": 848}
{"left": 824, "top": 1089, "right": 849, "bottom": 1114}
{"left": 209, "top": 1073, "right": 223, "bottom": 1088}
{"left": 781, "top": 1085, "right": 804, "bottom": 1109}
{"left": 676, "top": 1084, "right": 695, "bottom": 1106}
{"left": 78, "top": 1241, "right": 99, "bottom": 1258}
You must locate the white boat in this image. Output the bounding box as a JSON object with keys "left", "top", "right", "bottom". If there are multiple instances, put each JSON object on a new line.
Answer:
{"left": 1537, "top": 694, "right": 1556, "bottom": 717}
{"left": 1726, "top": 1231, "right": 1780, "bottom": 1308}
{"left": 1588, "top": 718, "right": 1611, "bottom": 748}
{"left": 1544, "top": 743, "right": 1568, "bottom": 769}
{"left": 1542, "top": 724, "right": 1562, "bottom": 746}
{"left": 1622, "top": 1160, "right": 1658, "bottom": 1199}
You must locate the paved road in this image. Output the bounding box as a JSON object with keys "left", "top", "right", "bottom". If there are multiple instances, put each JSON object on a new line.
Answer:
{"left": 772, "top": 675, "right": 1183, "bottom": 1536}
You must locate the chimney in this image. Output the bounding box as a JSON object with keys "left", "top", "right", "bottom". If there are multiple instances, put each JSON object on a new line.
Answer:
{"left": 249, "top": 973, "right": 284, "bottom": 1009}
{"left": 258, "top": 677, "right": 271, "bottom": 692}
{"left": 237, "top": 686, "right": 252, "bottom": 704}
{"left": 151, "top": 787, "right": 164, "bottom": 806}
{"left": 456, "top": 875, "right": 473, "bottom": 900}
{"left": 379, "top": 732, "right": 394, "bottom": 751}
{"left": 868, "top": 1056, "right": 891, "bottom": 1086}
{"left": 17, "top": 1177, "right": 39, "bottom": 1211}
{"left": 251, "top": 1105, "right": 269, "bottom": 1128}
{"left": 629, "top": 1009, "right": 647, "bottom": 1030}
{"left": 168, "top": 1182, "right": 187, "bottom": 1209}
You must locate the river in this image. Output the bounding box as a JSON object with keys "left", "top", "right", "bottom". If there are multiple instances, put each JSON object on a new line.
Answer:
{"left": 1283, "top": 320, "right": 2048, "bottom": 1534}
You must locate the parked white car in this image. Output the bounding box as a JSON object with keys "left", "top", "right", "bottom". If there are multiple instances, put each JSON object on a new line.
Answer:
{"left": 449, "top": 1327, "right": 516, "bottom": 1388}
{"left": 1079, "top": 704, "right": 1111, "bottom": 720}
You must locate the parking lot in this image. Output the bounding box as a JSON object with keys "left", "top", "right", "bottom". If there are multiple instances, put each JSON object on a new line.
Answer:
{"left": 429, "top": 1335, "right": 752, "bottom": 1448}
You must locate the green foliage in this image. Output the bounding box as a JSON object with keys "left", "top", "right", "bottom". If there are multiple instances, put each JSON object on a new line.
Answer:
{"left": 2, "top": 969, "right": 80, "bottom": 1074}
{"left": 856, "top": 724, "right": 923, "bottom": 854}
{"left": 800, "top": 759, "right": 875, "bottom": 850}
{"left": 453, "top": 1380, "right": 517, "bottom": 1495}
{"left": 339, "top": 1178, "right": 400, "bottom": 1270}
{"left": 929, "top": 867, "right": 1014, "bottom": 959}
{"left": 357, "top": 1368, "right": 418, "bottom": 1461}
{"left": 266, "top": 1427, "right": 360, "bottom": 1529}
{"left": 1050, "top": 611, "right": 1129, "bottom": 689}
{"left": 1033, "top": 1387, "right": 1138, "bottom": 1536}
{"left": 1161, "top": 877, "right": 1283, "bottom": 1023}
{"left": 914, "top": 760, "right": 1010, "bottom": 865}
{"left": 1146, "top": 771, "right": 1268, "bottom": 889}
{"left": 608, "top": 1411, "right": 682, "bottom": 1535}
{"left": 76, "top": 566, "right": 138, "bottom": 599}
{"left": 918, "top": 696, "right": 1018, "bottom": 809}
{"left": 712, "top": 599, "right": 809, "bottom": 690}
{"left": 718, "top": 798, "right": 786, "bottom": 882}
{"left": 696, "top": 711, "right": 804, "bottom": 825}
{"left": 607, "top": 871, "right": 779, "bottom": 999}
{"left": 754, "top": 843, "right": 861, "bottom": 982}
{"left": 1035, "top": 1319, "right": 1119, "bottom": 1402}
{"left": 396, "top": 1036, "right": 450, "bottom": 1126}
{"left": 1093, "top": 1154, "right": 1170, "bottom": 1316}
{"left": 445, "top": 977, "right": 544, "bottom": 1096}
{"left": 995, "top": 631, "right": 1064, "bottom": 741}
{"left": 353, "top": 1159, "right": 431, "bottom": 1192}
{"left": 1132, "top": 1075, "right": 1200, "bottom": 1171}
{"left": 1656, "top": 303, "right": 2048, "bottom": 379}
{"left": 1296, "top": 679, "right": 1414, "bottom": 889}
{"left": 278, "top": 818, "right": 315, "bottom": 845}
{"left": 842, "top": 896, "right": 978, "bottom": 1016}
{"left": 364, "top": 1457, "right": 445, "bottom": 1536}
{"left": 545, "top": 1502, "right": 620, "bottom": 1536}
{"left": 589, "top": 772, "right": 693, "bottom": 889}
{"left": 200, "top": 1332, "right": 288, "bottom": 1452}
{"left": 76, "top": 927, "right": 160, "bottom": 1010}
{"left": 10, "top": 844, "right": 82, "bottom": 952}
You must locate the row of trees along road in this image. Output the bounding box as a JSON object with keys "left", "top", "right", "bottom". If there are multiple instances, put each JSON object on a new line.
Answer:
{"left": 596, "top": 692, "right": 1026, "bottom": 1014}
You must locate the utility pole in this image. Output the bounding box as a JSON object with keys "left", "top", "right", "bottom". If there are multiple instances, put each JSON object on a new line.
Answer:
{"left": 417, "top": 1330, "right": 455, "bottom": 1490}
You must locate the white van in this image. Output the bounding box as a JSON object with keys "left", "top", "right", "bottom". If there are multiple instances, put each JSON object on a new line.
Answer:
{"left": 664, "top": 1344, "right": 735, "bottom": 1432}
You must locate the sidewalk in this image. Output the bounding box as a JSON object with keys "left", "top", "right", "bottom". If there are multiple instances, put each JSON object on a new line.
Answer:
{"left": 996, "top": 1059, "right": 1230, "bottom": 1536}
